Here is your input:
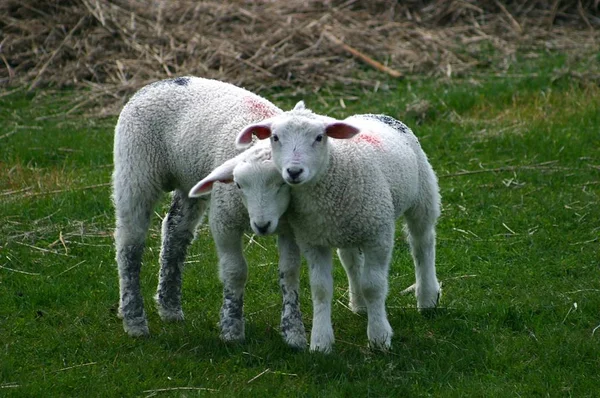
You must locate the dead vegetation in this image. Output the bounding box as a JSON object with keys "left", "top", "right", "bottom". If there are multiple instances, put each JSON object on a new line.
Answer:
{"left": 1, "top": 0, "right": 598, "bottom": 114}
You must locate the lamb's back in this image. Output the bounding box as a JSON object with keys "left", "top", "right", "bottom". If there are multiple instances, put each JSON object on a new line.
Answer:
{"left": 115, "top": 77, "right": 282, "bottom": 192}
{"left": 288, "top": 116, "right": 421, "bottom": 247}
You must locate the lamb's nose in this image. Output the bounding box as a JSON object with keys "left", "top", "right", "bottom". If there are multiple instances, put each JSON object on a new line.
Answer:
{"left": 253, "top": 221, "right": 271, "bottom": 235}
{"left": 286, "top": 167, "right": 304, "bottom": 180}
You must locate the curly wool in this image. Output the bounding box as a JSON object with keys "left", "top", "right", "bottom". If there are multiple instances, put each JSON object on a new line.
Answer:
{"left": 112, "top": 77, "right": 306, "bottom": 348}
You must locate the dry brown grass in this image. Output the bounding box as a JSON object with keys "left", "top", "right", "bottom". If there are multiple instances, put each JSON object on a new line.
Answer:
{"left": 1, "top": 0, "right": 598, "bottom": 114}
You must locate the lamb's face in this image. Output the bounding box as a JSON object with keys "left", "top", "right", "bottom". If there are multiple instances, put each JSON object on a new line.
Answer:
{"left": 269, "top": 117, "right": 330, "bottom": 186}
{"left": 236, "top": 102, "right": 361, "bottom": 186}
{"left": 233, "top": 160, "right": 290, "bottom": 236}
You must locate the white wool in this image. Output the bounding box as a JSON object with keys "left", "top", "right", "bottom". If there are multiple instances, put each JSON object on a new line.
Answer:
{"left": 236, "top": 106, "right": 442, "bottom": 352}
{"left": 112, "top": 77, "right": 306, "bottom": 348}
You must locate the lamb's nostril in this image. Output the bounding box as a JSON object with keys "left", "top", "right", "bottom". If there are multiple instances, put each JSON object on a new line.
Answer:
{"left": 253, "top": 221, "right": 271, "bottom": 234}
{"left": 286, "top": 167, "right": 304, "bottom": 180}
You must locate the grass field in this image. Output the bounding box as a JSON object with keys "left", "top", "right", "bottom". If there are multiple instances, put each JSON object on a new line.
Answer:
{"left": 1, "top": 54, "right": 599, "bottom": 396}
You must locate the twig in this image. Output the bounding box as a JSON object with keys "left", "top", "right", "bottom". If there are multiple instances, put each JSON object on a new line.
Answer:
{"left": 502, "top": 223, "right": 517, "bottom": 235}
{"left": 54, "top": 260, "right": 86, "bottom": 278}
{"left": 0, "top": 87, "right": 23, "bottom": 98}
{"left": 493, "top": 0, "right": 522, "bottom": 34}
{"left": 246, "top": 303, "right": 277, "bottom": 316}
{"left": 441, "top": 161, "right": 561, "bottom": 178}
{"left": 0, "top": 53, "right": 15, "bottom": 82}
{"left": 54, "top": 362, "right": 97, "bottom": 372}
{"left": 247, "top": 368, "right": 271, "bottom": 384}
{"left": 336, "top": 298, "right": 363, "bottom": 317}
{"left": 143, "top": 387, "right": 218, "bottom": 394}
{"left": 565, "top": 289, "right": 600, "bottom": 294}
{"left": 548, "top": 0, "right": 560, "bottom": 28}
{"left": 322, "top": 30, "right": 403, "bottom": 79}
{"left": 59, "top": 231, "right": 69, "bottom": 254}
{"left": 336, "top": 338, "right": 400, "bottom": 356}
{"left": 569, "top": 237, "right": 599, "bottom": 246}
{"left": 562, "top": 302, "right": 578, "bottom": 324}
{"left": 0, "top": 130, "right": 17, "bottom": 140}
{"left": 400, "top": 283, "right": 416, "bottom": 295}
{"left": 244, "top": 234, "right": 268, "bottom": 251}
{"left": 29, "top": 16, "right": 87, "bottom": 91}
{"left": 577, "top": 0, "right": 594, "bottom": 30}
{"left": 0, "top": 383, "right": 20, "bottom": 389}
{"left": 24, "top": 182, "right": 111, "bottom": 197}
{"left": 443, "top": 274, "right": 478, "bottom": 281}
{"left": 270, "top": 371, "right": 298, "bottom": 377}
{"left": 0, "top": 187, "right": 33, "bottom": 196}
{"left": 242, "top": 351, "right": 264, "bottom": 360}
{"left": 14, "top": 241, "right": 74, "bottom": 257}
{"left": 0, "top": 264, "right": 41, "bottom": 276}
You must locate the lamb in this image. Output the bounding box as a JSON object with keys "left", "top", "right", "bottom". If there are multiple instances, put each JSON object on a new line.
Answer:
{"left": 235, "top": 102, "right": 442, "bottom": 352}
{"left": 112, "top": 76, "right": 306, "bottom": 348}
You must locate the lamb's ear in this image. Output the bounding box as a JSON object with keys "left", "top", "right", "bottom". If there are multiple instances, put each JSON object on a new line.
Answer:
{"left": 236, "top": 122, "right": 273, "bottom": 148}
{"left": 293, "top": 101, "right": 306, "bottom": 110}
{"left": 324, "top": 122, "right": 360, "bottom": 140}
{"left": 189, "top": 158, "right": 238, "bottom": 197}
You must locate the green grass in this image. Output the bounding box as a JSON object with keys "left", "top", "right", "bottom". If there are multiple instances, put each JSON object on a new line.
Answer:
{"left": 2, "top": 56, "right": 600, "bottom": 396}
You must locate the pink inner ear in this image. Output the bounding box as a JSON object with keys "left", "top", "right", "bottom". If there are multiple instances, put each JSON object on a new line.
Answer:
{"left": 190, "top": 176, "right": 234, "bottom": 197}
{"left": 251, "top": 125, "right": 272, "bottom": 140}
{"left": 190, "top": 180, "right": 214, "bottom": 196}
{"left": 325, "top": 122, "right": 360, "bottom": 139}
{"left": 237, "top": 127, "right": 254, "bottom": 146}
{"left": 237, "top": 124, "right": 272, "bottom": 145}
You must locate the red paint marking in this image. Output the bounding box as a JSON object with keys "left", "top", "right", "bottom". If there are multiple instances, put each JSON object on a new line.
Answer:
{"left": 243, "top": 96, "right": 280, "bottom": 119}
{"left": 352, "top": 132, "right": 382, "bottom": 148}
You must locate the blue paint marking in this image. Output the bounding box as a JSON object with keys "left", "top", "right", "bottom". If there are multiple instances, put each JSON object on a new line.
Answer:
{"left": 172, "top": 77, "right": 190, "bottom": 86}
{"left": 360, "top": 114, "right": 410, "bottom": 134}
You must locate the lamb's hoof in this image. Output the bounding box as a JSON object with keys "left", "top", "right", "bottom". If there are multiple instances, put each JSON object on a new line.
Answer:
{"left": 160, "top": 310, "right": 185, "bottom": 322}
{"left": 417, "top": 283, "right": 442, "bottom": 314}
{"left": 281, "top": 318, "right": 307, "bottom": 350}
{"left": 368, "top": 339, "right": 392, "bottom": 352}
{"left": 416, "top": 283, "right": 442, "bottom": 313}
{"left": 309, "top": 343, "right": 333, "bottom": 354}
{"left": 156, "top": 304, "right": 185, "bottom": 322}
{"left": 309, "top": 329, "right": 334, "bottom": 353}
{"left": 220, "top": 316, "right": 245, "bottom": 342}
{"left": 123, "top": 317, "right": 150, "bottom": 337}
{"left": 367, "top": 318, "right": 393, "bottom": 352}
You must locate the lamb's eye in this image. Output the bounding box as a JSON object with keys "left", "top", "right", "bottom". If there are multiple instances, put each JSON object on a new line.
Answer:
{"left": 272, "top": 134, "right": 279, "bottom": 142}
{"left": 315, "top": 134, "right": 323, "bottom": 142}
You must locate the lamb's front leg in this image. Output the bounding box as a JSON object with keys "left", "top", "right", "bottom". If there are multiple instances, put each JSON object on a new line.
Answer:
{"left": 277, "top": 230, "right": 307, "bottom": 349}
{"left": 302, "top": 245, "right": 334, "bottom": 353}
{"left": 337, "top": 248, "right": 366, "bottom": 313}
{"left": 214, "top": 231, "right": 248, "bottom": 342}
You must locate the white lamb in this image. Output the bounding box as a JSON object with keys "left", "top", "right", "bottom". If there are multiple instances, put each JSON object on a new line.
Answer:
{"left": 235, "top": 102, "right": 442, "bottom": 352}
{"left": 112, "top": 76, "right": 306, "bottom": 348}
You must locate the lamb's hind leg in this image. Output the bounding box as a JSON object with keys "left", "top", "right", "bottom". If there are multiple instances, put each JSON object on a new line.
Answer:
{"left": 361, "top": 244, "right": 393, "bottom": 350}
{"left": 405, "top": 212, "right": 441, "bottom": 310}
{"left": 155, "top": 190, "right": 207, "bottom": 322}
{"left": 277, "top": 229, "right": 306, "bottom": 349}
{"left": 114, "top": 178, "right": 161, "bottom": 337}
{"left": 337, "top": 248, "right": 366, "bottom": 313}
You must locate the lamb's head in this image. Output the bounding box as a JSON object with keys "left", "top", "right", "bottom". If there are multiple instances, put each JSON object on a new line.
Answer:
{"left": 236, "top": 101, "right": 361, "bottom": 186}
{"left": 189, "top": 146, "right": 290, "bottom": 236}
